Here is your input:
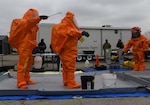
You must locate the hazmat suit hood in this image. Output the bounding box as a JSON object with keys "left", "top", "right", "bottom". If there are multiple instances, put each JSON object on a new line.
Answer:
{"left": 131, "top": 26, "right": 141, "bottom": 32}
{"left": 131, "top": 26, "right": 141, "bottom": 39}
{"left": 61, "top": 12, "right": 74, "bottom": 23}
{"left": 61, "top": 12, "right": 79, "bottom": 29}
{"left": 22, "top": 8, "right": 39, "bottom": 20}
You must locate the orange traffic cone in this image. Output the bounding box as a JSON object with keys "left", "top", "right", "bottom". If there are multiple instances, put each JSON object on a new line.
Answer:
{"left": 95, "top": 55, "right": 99, "bottom": 66}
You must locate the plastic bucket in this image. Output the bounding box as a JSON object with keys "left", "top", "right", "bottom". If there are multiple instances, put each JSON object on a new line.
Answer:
{"left": 101, "top": 73, "right": 117, "bottom": 88}
{"left": 33, "top": 55, "right": 42, "bottom": 69}
{"left": 81, "top": 75, "right": 94, "bottom": 89}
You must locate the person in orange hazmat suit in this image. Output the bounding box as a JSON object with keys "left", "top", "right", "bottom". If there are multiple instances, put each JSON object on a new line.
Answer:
{"left": 51, "top": 11, "right": 89, "bottom": 89}
{"left": 122, "top": 26, "right": 149, "bottom": 71}
{"left": 11, "top": 8, "right": 48, "bottom": 89}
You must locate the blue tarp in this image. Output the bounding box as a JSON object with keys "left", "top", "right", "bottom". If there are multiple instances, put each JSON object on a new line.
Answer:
{"left": 0, "top": 87, "right": 150, "bottom": 100}
{"left": 1, "top": 92, "right": 150, "bottom": 100}
{"left": 83, "top": 68, "right": 150, "bottom": 72}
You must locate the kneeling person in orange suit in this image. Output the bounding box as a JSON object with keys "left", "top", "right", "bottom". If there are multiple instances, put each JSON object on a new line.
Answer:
{"left": 51, "top": 12, "right": 89, "bottom": 89}
{"left": 122, "top": 26, "right": 149, "bottom": 71}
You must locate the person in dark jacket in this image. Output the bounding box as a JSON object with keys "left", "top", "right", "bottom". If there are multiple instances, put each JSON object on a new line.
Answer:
{"left": 38, "top": 38, "right": 46, "bottom": 65}
{"left": 116, "top": 39, "right": 124, "bottom": 49}
{"left": 38, "top": 38, "right": 46, "bottom": 53}
{"left": 103, "top": 39, "right": 111, "bottom": 61}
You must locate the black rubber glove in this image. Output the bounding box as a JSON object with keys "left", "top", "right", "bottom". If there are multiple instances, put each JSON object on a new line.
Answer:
{"left": 39, "top": 15, "right": 48, "bottom": 20}
{"left": 82, "top": 31, "right": 90, "bottom": 37}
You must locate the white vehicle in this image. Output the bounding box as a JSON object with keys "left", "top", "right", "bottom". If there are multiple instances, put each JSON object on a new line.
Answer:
{"left": 37, "top": 23, "right": 131, "bottom": 61}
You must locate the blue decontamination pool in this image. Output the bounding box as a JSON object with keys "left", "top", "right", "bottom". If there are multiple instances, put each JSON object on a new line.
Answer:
{"left": 1, "top": 68, "right": 150, "bottom": 100}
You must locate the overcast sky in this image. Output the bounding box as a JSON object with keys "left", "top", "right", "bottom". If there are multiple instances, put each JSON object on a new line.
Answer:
{"left": 1, "top": 0, "right": 150, "bottom": 35}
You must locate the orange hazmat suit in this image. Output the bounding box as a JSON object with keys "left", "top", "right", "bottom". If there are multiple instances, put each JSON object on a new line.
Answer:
{"left": 12, "top": 9, "right": 41, "bottom": 89}
{"left": 123, "top": 26, "right": 149, "bottom": 71}
{"left": 51, "top": 12, "right": 82, "bottom": 89}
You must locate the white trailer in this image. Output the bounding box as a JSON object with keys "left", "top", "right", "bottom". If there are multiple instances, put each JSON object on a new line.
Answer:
{"left": 37, "top": 23, "right": 131, "bottom": 61}
{"left": 78, "top": 26, "right": 131, "bottom": 61}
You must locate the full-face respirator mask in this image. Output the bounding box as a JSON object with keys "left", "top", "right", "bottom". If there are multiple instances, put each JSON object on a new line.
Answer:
{"left": 132, "top": 30, "right": 140, "bottom": 38}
